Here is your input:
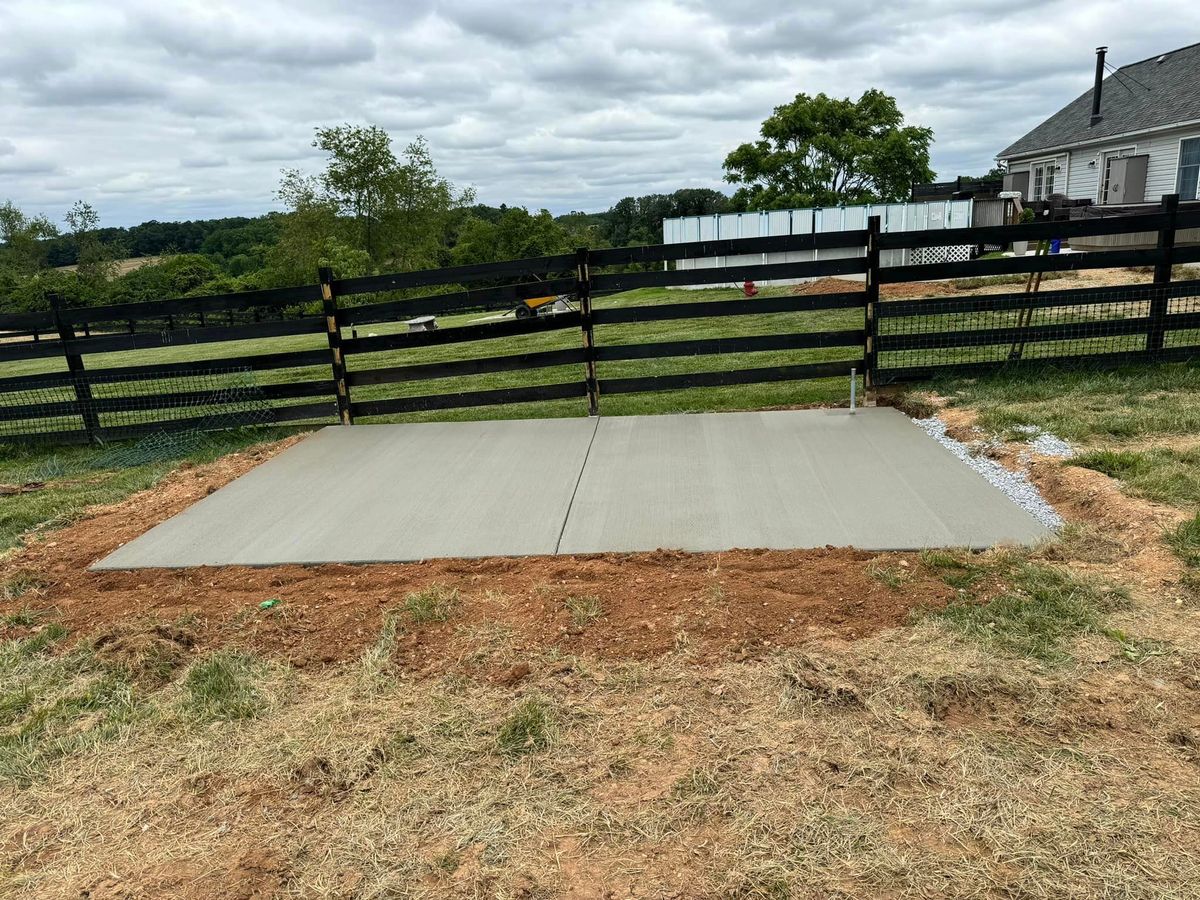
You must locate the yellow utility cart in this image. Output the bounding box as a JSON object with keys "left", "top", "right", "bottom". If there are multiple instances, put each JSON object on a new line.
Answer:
{"left": 513, "top": 294, "right": 572, "bottom": 319}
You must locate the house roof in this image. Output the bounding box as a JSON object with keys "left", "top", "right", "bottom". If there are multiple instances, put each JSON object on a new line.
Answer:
{"left": 998, "top": 42, "right": 1200, "bottom": 159}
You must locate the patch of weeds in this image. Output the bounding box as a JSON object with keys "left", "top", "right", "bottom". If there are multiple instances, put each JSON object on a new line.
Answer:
{"left": 671, "top": 766, "right": 721, "bottom": 801}
{"left": 496, "top": 696, "right": 557, "bottom": 756}
{"left": 920, "top": 548, "right": 986, "bottom": 591}
{"left": 930, "top": 563, "right": 1128, "bottom": 663}
{"left": 182, "top": 651, "right": 265, "bottom": 722}
{"left": 866, "top": 556, "right": 910, "bottom": 590}
{"left": 403, "top": 584, "right": 460, "bottom": 624}
{"left": 2, "top": 607, "right": 39, "bottom": 628}
{"left": 1037, "top": 522, "right": 1127, "bottom": 564}
{"left": 2, "top": 571, "right": 47, "bottom": 603}
{"left": 1071, "top": 448, "right": 1200, "bottom": 506}
{"left": 606, "top": 755, "right": 632, "bottom": 778}
{"left": 13, "top": 623, "right": 68, "bottom": 657}
{"left": 564, "top": 594, "right": 603, "bottom": 626}
{"left": 358, "top": 611, "right": 401, "bottom": 682}
{"left": 895, "top": 392, "right": 937, "bottom": 419}
{"left": 1100, "top": 627, "right": 1168, "bottom": 663}
{"left": 670, "top": 763, "right": 729, "bottom": 822}
{"left": 89, "top": 623, "right": 197, "bottom": 688}
{"left": 781, "top": 655, "right": 862, "bottom": 708}
{"left": 1166, "top": 513, "right": 1200, "bottom": 570}
{"left": 727, "top": 871, "right": 791, "bottom": 900}
{"left": 0, "top": 630, "right": 145, "bottom": 784}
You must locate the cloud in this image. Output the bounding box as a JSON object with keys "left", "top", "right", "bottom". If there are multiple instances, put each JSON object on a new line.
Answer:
{"left": 0, "top": 0, "right": 1197, "bottom": 225}
{"left": 181, "top": 155, "right": 228, "bottom": 169}
{"left": 138, "top": 7, "right": 376, "bottom": 67}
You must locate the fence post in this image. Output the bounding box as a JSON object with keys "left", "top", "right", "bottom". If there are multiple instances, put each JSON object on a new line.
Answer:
{"left": 318, "top": 267, "right": 353, "bottom": 425}
{"left": 49, "top": 293, "right": 100, "bottom": 442}
{"left": 863, "top": 215, "right": 881, "bottom": 402}
{"left": 575, "top": 247, "right": 599, "bottom": 416}
{"left": 1147, "top": 193, "right": 1179, "bottom": 357}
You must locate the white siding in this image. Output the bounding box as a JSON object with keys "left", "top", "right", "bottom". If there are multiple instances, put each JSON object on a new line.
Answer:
{"left": 665, "top": 200, "right": 972, "bottom": 286}
{"left": 1014, "top": 124, "right": 1200, "bottom": 203}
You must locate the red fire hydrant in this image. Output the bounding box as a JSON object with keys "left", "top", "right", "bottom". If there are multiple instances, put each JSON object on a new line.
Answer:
{"left": 743, "top": 279, "right": 759, "bottom": 297}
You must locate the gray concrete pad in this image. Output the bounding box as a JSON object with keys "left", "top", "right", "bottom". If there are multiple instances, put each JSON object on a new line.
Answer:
{"left": 94, "top": 408, "right": 1052, "bottom": 569}
{"left": 94, "top": 418, "right": 598, "bottom": 568}
{"left": 557, "top": 408, "right": 1051, "bottom": 554}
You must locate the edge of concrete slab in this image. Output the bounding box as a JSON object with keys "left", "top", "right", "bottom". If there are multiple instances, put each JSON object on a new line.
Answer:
{"left": 91, "top": 409, "right": 1056, "bottom": 570}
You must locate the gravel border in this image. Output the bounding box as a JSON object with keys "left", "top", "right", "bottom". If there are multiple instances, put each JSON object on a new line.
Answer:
{"left": 913, "top": 416, "right": 1064, "bottom": 531}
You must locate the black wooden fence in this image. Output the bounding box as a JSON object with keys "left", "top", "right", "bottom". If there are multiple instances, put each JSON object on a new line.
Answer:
{"left": 1, "top": 195, "right": 1198, "bottom": 445}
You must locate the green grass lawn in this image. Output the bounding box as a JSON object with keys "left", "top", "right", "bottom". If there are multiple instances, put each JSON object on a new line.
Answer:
{"left": 927, "top": 363, "right": 1200, "bottom": 444}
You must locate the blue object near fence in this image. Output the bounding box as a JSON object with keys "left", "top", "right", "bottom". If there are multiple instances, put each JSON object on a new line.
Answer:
{"left": 1049, "top": 239, "right": 1061, "bottom": 254}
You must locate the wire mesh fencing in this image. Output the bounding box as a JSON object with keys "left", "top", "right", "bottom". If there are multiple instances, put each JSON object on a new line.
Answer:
{"left": 0, "top": 367, "right": 274, "bottom": 452}
{"left": 874, "top": 280, "right": 1200, "bottom": 380}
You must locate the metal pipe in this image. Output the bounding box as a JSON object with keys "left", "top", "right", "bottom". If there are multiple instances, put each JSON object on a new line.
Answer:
{"left": 850, "top": 367, "right": 857, "bottom": 413}
{"left": 1090, "top": 46, "right": 1107, "bottom": 126}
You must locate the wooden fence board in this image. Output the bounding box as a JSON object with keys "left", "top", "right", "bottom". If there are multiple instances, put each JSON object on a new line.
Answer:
{"left": 599, "top": 360, "right": 861, "bottom": 395}
{"left": 347, "top": 348, "right": 587, "bottom": 386}
{"left": 344, "top": 311, "right": 581, "bottom": 355}
{"left": 591, "top": 292, "right": 864, "bottom": 325}
{"left": 595, "top": 330, "right": 864, "bottom": 361}
{"left": 350, "top": 381, "right": 585, "bottom": 417}
{"left": 592, "top": 256, "right": 868, "bottom": 292}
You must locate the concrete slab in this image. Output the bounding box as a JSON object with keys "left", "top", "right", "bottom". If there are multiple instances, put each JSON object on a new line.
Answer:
{"left": 95, "top": 408, "right": 1052, "bottom": 570}
{"left": 94, "top": 418, "right": 598, "bottom": 568}
{"left": 556, "top": 408, "right": 1051, "bottom": 554}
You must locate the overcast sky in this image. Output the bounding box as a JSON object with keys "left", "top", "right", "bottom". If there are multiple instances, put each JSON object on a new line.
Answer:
{"left": 2, "top": 0, "right": 1198, "bottom": 228}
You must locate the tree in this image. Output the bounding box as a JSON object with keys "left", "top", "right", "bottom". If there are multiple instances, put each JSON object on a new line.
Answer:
{"left": 603, "top": 189, "right": 729, "bottom": 246}
{"left": 64, "top": 200, "right": 118, "bottom": 286}
{"left": 723, "top": 89, "right": 935, "bottom": 210}
{"left": 0, "top": 200, "right": 58, "bottom": 273}
{"left": 451, "top": 207, "right": 574, "bottom": 267}
{"left": 274, "top": 125, "right": 473, "bottom": 279}
{"left": 313, "top": 124, "right": 395, "bottom": 259}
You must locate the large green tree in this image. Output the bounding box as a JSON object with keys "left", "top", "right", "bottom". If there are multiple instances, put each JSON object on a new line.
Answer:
{"left": 0, "top": 200, "right": 58, "bottom": 273}
{"left": 723, "top": 89, "right": 935, "bottom": 210}
{"left": 273, "top": 124, "right": 473, "bottom": 281}
{"left": 451, "top": 207, "right": 574, "bottom": 266}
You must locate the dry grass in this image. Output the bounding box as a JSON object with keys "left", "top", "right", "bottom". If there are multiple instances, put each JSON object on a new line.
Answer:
{"left": 3, "top": 618, "right": 1200, "bottom": 898}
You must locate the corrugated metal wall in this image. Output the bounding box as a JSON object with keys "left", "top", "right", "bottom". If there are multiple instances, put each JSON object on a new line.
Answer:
{"left": 663, "top": 200, "right": 973, "bottom": 285}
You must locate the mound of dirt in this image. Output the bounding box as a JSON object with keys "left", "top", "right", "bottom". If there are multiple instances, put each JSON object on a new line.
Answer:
{"left": 792, "top": 276, "right": 956, "bottom": 300}
{"left": 0, "top": 438, "right": 955, "bottom": 673}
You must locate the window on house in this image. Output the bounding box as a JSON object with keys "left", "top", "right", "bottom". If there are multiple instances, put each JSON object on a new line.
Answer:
{"left": 1180, "top": 138, "right": 1200, "bottom": 201}
{"left": 1031, "top": 160, "right": 1059, "bottom": 200}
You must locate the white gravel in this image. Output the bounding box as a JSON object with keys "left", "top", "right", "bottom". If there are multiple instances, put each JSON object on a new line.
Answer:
{"left": 913, "top": 416, "right": 1065, "bottom": 531}
{"left": 1009, "top": 424, "right": 1075, "bottom": 459}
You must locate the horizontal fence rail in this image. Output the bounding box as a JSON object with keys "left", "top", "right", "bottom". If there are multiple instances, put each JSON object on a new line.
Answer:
{"left": 1, "top": 194, "right": 1197, "bottom": 445}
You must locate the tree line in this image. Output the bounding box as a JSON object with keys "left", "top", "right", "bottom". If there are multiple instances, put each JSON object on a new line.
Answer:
{"left": 1, "top": 88, "right": 941, "bottom": 314}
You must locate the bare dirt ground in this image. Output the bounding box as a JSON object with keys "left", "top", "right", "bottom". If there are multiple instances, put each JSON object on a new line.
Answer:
{"left": 1, "top": 438, "right": 953, "bottom": 672}
{"left": 3, "top": 418, "right": 1200, "bottom": 897}
{"left": 795, "top": 266, "right": 1157, "bottom": 301}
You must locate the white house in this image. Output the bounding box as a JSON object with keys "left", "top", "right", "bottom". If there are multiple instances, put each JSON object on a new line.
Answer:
{"left": 997, "top": 43, "right": 1200, "bottom": 207}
